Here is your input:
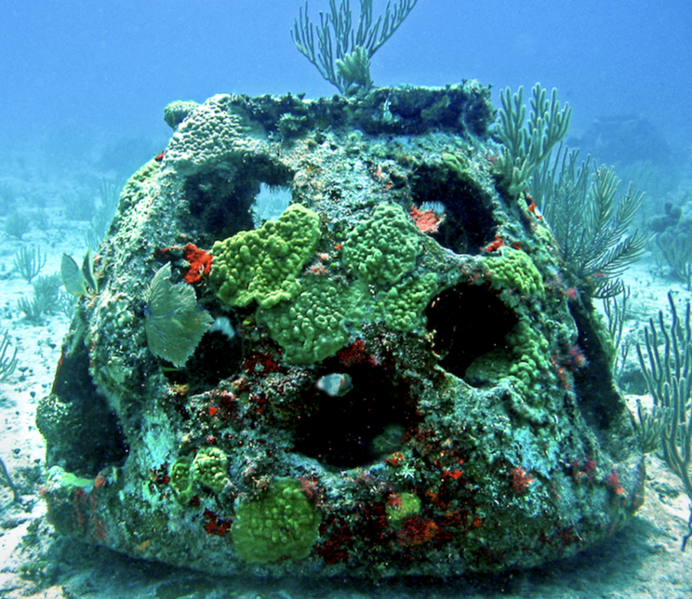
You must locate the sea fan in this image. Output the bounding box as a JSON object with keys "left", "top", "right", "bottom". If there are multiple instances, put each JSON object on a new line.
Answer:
{"left": 61, "top": 248, "right": 98, "bottom": 296}
{"left": 144, "top": 263, "right": 212, "bottom": 367}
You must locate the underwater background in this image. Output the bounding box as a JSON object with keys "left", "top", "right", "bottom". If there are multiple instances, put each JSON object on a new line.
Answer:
{"left": 1, "top": 0, "right": 691, "bottom": 168}
{"left": 1, "top": 1, "right": 692, "bottom": 598}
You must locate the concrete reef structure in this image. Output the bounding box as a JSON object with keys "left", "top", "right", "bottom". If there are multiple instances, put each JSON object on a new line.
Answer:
{"left": 38, "top": 82, "right": 644, "bottom": 578}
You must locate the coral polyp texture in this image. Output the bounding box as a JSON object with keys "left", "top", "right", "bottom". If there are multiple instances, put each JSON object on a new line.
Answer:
{"left": 38, "top": 82, "right": 645, "bottom": 578}
{"left": 210, "top": 203, "right": 321, "bottom": 308}
{"left": 231, "top": 478, "right": 322, "bottom": 563}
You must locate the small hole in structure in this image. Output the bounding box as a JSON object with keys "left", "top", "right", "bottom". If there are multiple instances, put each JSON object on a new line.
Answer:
{"left": 293, "top": 361, "right": 419, "bottom": 469}
{"left": 185, "top": 172, "right": 255, "bottom": 240}
{"left": 411, "top": 163, "right": 496, "bottom": 255}
{"left": 163, "top": 313, "right": 244, "bottom": 393}
{"left": 252, "top": 183, "right": 292, "bottom": 227}
{"left": 426, "top": 284, "right": 518, "bottom": 379}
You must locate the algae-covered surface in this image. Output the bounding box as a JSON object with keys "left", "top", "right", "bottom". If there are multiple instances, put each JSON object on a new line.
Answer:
{"left": 30, "top": 83, "right": 647, "bottom": 579}
{"left": 1, "top": 84, "right": 691, "bottom": 599}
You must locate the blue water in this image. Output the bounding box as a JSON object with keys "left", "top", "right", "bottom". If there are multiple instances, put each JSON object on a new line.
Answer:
{"left": 1, "top": 0, "right": 690, "bottom": 163}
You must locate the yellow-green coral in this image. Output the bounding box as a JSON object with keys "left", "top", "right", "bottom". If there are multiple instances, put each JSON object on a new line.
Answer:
{"left": 442, "top": 151, "right": 472, "bottom": 179}
{"left": 386, "top": 492, "right": 422, "bottom": 527}
{"left": 210, "top": 204, "right": 320, "bottom": 309}
{"left": 218, "top": 201, "right": 438, "bottom": 363}
{"left": 259, "top": 276, "right": 365, "bottom": 364}
{"left": 231, "top": 478, "right": 322, "bottom": 563}
{"left": 190, "top": 447, "right": 229, "bottom": 493}
{"left": 343, "top": 203, "right": 421, "bottom": 285}
{"left": 378, "top": 272, "right": 440, "bottom": 332}
{"left": 507, "top": 319, "right": 552, "bottom": 396}
{"left": 169, "top": 448, "right": 229, "bottom": 505}
{"left": 483, "top": 247, "right": 544, "bottom": 298}
{"left": 465, "top": 318, "right": 552, "bottom": 402}
{"left": 170, "top": 456, "right": 193, "bottom": 504}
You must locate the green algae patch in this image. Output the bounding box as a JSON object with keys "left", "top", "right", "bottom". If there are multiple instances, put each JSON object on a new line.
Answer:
{"left": 42, "top": 466, "right": 101, "bottom": 538}
{"left": 231, "top": 478, "right": 322, "bottom": 563}
{"left": 210, "top": 204, "right": 320, "bottom": 309}
{"left": 46, "top": 466, "right": 95, "bottom": 494}
{"left": 386, "top": 492, "right": 422, "bottom": 528}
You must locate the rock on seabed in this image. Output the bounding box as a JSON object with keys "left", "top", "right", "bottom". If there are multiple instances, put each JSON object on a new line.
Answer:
{"left": 38, "top": 82, "right": 645, "bottom": 578}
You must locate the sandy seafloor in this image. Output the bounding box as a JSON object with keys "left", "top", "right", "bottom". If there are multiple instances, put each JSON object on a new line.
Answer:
{"left": 1, "top": 165, "right": 692, "bottom": 599}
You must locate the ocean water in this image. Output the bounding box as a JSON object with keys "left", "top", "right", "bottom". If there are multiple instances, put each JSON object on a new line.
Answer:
{"left": 1, "top": 1, "right": 692, "bottom": 597}
{"left": 1, "top": 1, "right": 690, "bottom": 159}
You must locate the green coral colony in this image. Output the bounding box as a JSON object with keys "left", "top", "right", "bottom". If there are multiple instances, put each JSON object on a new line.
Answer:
{"left": 37, "top": 85, "right": 644, "bottom": 577}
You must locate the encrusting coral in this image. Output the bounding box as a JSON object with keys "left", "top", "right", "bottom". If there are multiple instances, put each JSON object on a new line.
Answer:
{"left": 163, "top": 100, "right": 200, "bottom": 130}
{"left": 210, "top": 203, "right": 320, "bottom": 309}
{"left": 343, "top": 203, "right": 421, "bottom": 285}
{"left": 163, "top": 94, "right": 261, "bottom": 177}
{"left": 231, "top": 478, "right": 322, "bottom": 563}
{"left": 482, "top": 246, "right": 545, "bottom": 298}
{"left": 259, "top": 274, "right": 362, "bottom": 364}
{"left": 39, "top": 85, "right": 645, "bottom": 579}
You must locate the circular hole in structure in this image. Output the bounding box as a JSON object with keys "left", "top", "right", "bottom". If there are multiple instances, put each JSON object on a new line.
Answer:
{"left": 251, "top": 183, "right": 292, "bottom": 227}
{"left": 426, "top": 284, "right": 518, "bottom": 379}
{"left": 411, "top": 163, "right": 497, "bottom": 254}
{"left": 293, "top": 361, "right": 418, "bottom": 469}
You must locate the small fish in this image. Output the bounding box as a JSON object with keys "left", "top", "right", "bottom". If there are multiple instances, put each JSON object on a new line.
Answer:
{"left": 154, "top": 150, "right": 165, "bottom": 162}
{"left": 316, "top": 373, "right": 353, "bottom": 397}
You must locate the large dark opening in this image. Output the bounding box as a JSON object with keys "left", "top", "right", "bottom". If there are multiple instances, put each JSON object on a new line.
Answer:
{"left": 184, "top": 159, "right": 294, "bottom": 243}
{"left": 163, "top": 313, "right": 244, "bottom": 393}
{"left": 185, "top": 172, "right": 256, "bottom": 241}
{"left": 38, "top": 341, "right": 129, "bottom": 477}
{"left": 426, "top": 284, "right": 518, "bottom": 379}
{"left": 293, "top": 361, "right": 419, "bottom": 469}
